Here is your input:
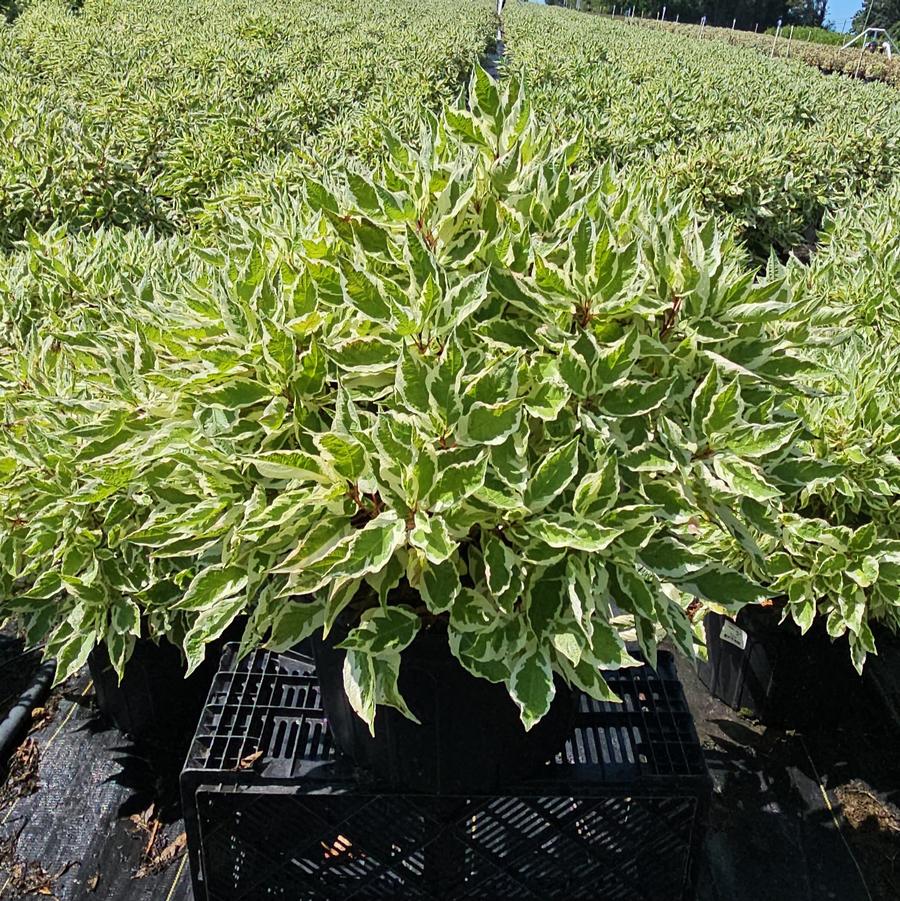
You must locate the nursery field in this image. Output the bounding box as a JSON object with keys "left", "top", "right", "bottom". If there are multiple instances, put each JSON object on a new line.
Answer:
{"left": 1, "top": 0, "right": 900, "bottom": 899}
{"left": 652, "top": 17, "right": 900, "bottom": 87}
{"left": 0, "top": 0, "right": 898, "bottom": 690}
{"left": 503, "top": 3, "right": 900, "bottom": 255}
{"left": 0, "top": 0, "right": 498, "bottom": 247}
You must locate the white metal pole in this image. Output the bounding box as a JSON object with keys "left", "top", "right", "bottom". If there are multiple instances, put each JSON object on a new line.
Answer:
{"left": 771, "top": 19, "right": 781, "bottom": 56}
{"left": 787, "top": 24, "right": 794, "bottom": 55}
{"left": 856, "top": 0, "right": 876, "bottom": 76}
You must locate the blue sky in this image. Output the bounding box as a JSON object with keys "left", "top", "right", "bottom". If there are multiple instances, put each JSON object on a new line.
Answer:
{"left": 827, "top": 0, "right": 862, "bottom": 30}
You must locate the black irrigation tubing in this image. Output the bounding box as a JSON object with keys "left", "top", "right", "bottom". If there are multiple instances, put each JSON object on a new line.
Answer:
{"left": 0, "top": 657, "right": 57, "bottom": 765}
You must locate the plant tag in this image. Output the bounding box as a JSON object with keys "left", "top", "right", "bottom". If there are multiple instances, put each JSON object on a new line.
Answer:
{"left": 720, "top": 620, "right": 748, "bottom": 650}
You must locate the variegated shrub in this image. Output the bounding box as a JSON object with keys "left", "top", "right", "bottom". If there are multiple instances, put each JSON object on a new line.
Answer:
{"left": 0, "top": 0, "right": 497, "bottom": 249}
{"left": 683, "top": 333, "right": 900, "bottom": 671}
{"left": 1, "top": 71, "right": 820, "bottom": 730}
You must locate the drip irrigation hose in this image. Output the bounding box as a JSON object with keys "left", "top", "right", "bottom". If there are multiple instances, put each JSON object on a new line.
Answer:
{"left": 0, "top": 658, "right": 56, "bottom": 764}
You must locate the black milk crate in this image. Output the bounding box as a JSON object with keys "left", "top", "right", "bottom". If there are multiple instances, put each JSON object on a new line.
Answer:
{"left": 181, "top": 645, "right": 711, "bottom": 901}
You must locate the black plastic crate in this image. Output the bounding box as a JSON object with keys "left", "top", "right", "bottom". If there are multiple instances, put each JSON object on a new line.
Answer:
{"left": 181, "top": 646, "right": 711, "bottom": 901}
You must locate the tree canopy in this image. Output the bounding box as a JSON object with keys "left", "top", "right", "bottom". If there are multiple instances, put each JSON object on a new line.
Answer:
{"left": 852, "top": 0, "right": 900, "bottom": 35}
{"left": 552, "top": 0, "right": 900, "bottom": 32}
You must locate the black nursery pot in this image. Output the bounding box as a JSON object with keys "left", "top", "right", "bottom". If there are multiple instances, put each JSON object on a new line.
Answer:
{"left": 698, "top": 605, "right": 788, "bottom": 722}
{"left": 89, "top": 622, "right": 243, "bottom": 754}
{"left": 312, "top": 616, "right": 575, "bottom": 794}
{"left": 698, "top": 604, "right": 849, "bottom": 726}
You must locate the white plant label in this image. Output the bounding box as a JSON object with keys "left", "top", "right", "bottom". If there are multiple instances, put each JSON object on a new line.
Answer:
{"left": 720, "top": 620, "right": 749, "bottom": 650}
